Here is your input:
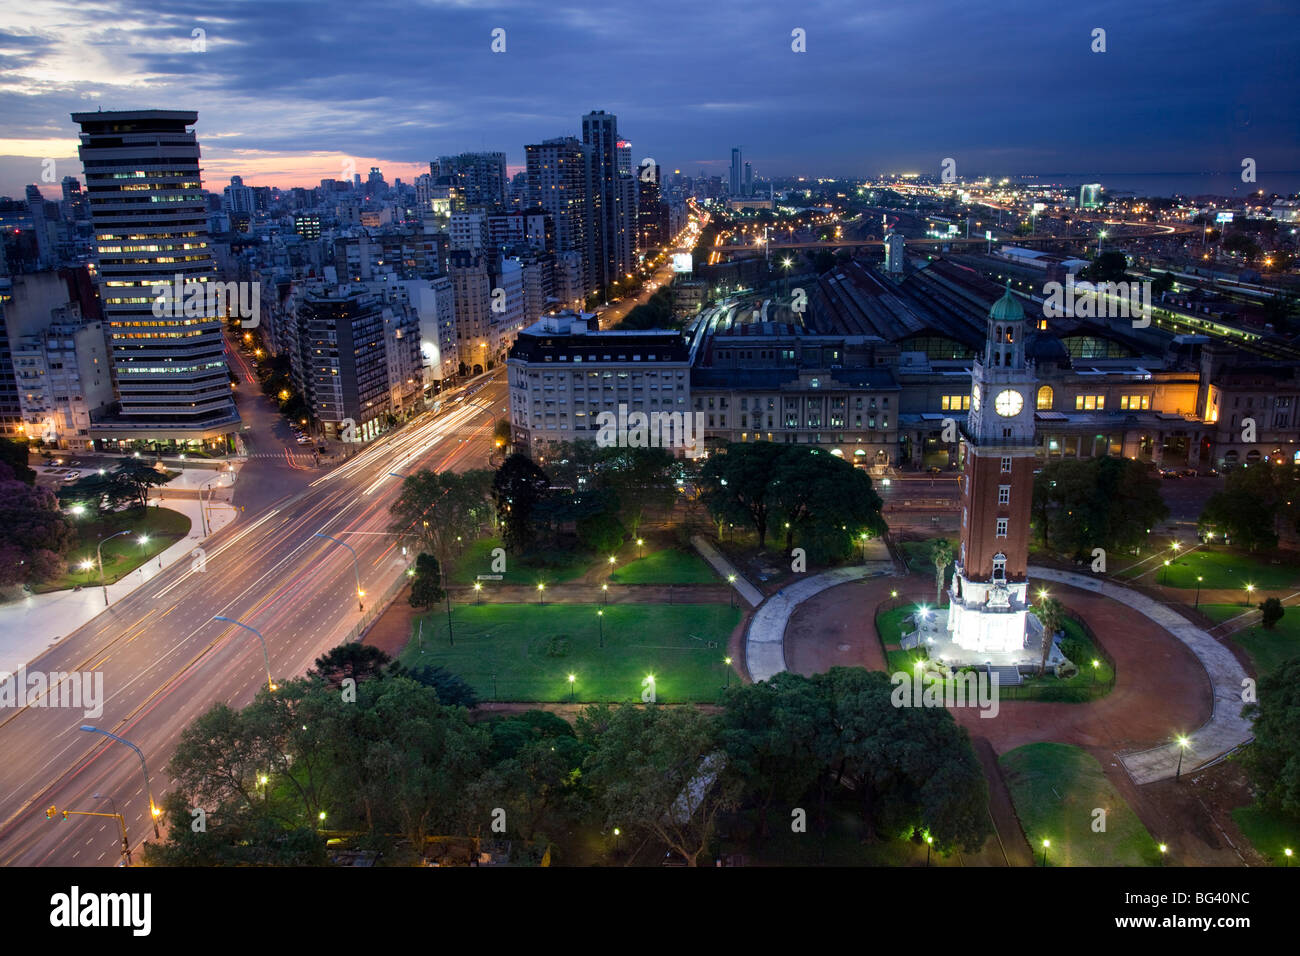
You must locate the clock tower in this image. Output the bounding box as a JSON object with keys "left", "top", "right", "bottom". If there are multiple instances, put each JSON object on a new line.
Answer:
{"left": 947, "top": 282, "right": 1038, "bottom": 654}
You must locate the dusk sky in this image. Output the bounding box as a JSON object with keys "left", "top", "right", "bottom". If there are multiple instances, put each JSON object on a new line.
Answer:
{"left": 1, "top": 0, "right": 1297, "bottom": 197}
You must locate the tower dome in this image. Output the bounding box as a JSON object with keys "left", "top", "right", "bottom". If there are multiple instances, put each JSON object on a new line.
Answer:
{"left": 989, "top": 280, "right": 1024, "bottom": 322}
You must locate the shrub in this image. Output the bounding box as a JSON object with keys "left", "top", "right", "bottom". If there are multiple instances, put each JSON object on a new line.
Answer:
{"left": 1055, "top": 661, "right": 1080, "bottom": 680}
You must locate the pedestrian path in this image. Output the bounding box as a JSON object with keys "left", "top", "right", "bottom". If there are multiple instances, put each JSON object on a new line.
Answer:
{"left": 745, "top": 566, "right": 882, "bottom": 682}
{"left": 1030, "top": 567, "right": 1254, "bottom": 784}
{"left": 690, "top": 536, "right": 763, "bottom": 608}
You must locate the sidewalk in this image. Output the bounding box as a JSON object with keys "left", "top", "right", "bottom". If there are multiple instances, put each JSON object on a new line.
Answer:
{"left": 0, "top": 475, "right": 240, "bottom": 677}
{"left": 689, "top": 536, "right": 762, "bottom": 607}
{"left": 1029, "top": 566, "right": 1254, "bottom": 784}
{"left": 745, "top": 566, "right": 886, "bottom": 682}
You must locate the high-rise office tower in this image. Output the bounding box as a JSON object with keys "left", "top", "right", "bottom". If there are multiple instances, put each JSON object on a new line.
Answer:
{"left": 72, "top": 109, "right": 239, "bottom": 445}
{"left": 729, "top": 147, "right": 742, "bottom": 197}
{"left": 581, "top": 110, "right": 636, "bottom": 298}
{"left": 637, "top": 163, "right": 666, "bottom": 253}
{"left": 743, "top": 162, "right": 753, "bottom": 197}
{"left": 431, "top": 152, "right": 508, "bottom": 210}
{"left": 525, "top": 136, "right": 591, "bottom": 292}
{"left": 616, "top": 140, "right": 632, "bottom": 177}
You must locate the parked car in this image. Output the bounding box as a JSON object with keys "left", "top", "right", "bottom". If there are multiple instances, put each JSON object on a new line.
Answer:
{"left": 1160, "top": 468, "right": 1180, "bottom": 479}
{"left": 62, "top": 471, "right": 81, "bottom": 481}
{"left": 1180, "top": 468, "right": 1198, "bottom": 478}
{"left": 296, "top": 436, "right": 312, "bottom": 444}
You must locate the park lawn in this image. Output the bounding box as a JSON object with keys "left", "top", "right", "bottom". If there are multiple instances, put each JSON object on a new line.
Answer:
{"left": 400, "top": 602, "right": 741, "bottom": 703}
{"left": 1231, "top": 803, "right": 1300, "bottom": 865}
{"left": 1199, "top": 603, "right": 1300, "bottom": 677}
{"left": 38, "top": 505, "right": 191, "bottom": 592}
{"left": 719, "top": 793, "right": 929, "bottom": 866}
{"left": 1138, "top": 547, "right": 1300, "bottom": 590}
{"left": 448, "top": 537, "right": 592, "bottom": 587}
{"left": 1015, "top": 615, "right": 1115, "bottom": 691}
{"left": 610, "top": 548, "right": 718, "bottom": 585}
{"left": 1000, "top": 742, "right": 1160, "bottom": 866}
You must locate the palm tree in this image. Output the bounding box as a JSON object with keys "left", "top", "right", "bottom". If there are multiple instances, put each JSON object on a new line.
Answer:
{"left": 1034, "top": 595, "right": 1063, "bottom": 677}
{"left": 930, "top": 539, "right": 953, "bottom": 606}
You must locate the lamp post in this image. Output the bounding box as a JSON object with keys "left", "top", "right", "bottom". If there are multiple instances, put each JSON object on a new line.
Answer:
{"left": 1162, "top": 559, "right": 1170, "bottom": 586}
{"left": 313, "top": 532, "right": 364, "bottom": 611}
{"left": 1244, "top": 583, "right": 1254, "bottom": 607}
{"left": 537, "top": 582, "right": 545, "bottom": 606}
{"left": 1285, "top": 848, "right": 1293, "bottom": 867}
{"left": 925, "top": 834, "right": 933, "bottom": 867}
{"left": 1175, "top": 735, "right": 1190, "bottom": 780}
{"left": 473, "top": 581, "right": 483, "bottom": 604}
{"left": 1194, "top": 575, "right": 1203, "bottom": 610}
{"left": 1158, "top": 843, "right": 1167, "bottom": 866}
{"left": 601, "top": 583, "right": 609, "bottom": 606}
{"left": 213, "top": 615, "right": 276, "bottom": 691}
{"left": 636, "top": 537, "right": 644, "bottom": 559}
{"left": 727, "top": 573, "right": 737, "bottom": 608}
{"left": 891, "top": 589, "right": 899, "bottom": 610}
{"left": 567, "top": 673, "right": 576, "bottom": 703}
{"left": 1041, "top": 839, "right": 1050, "bottom": 867}
{"left": 859, "top": 531, "right": 868, "bottom": 561}
{"left": 95, "top": 529, "right": 135, "bottom": 606}
{"left": 78, "top": 726, "right": 160, "bottom": 838}
{"left": 723, "top": 656, "right": 732, "bottom": 689}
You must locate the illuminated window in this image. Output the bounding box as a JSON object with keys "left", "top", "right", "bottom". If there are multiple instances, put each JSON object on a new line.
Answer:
{"left": 1000, "top": 457, "right": 1012, "bottom": 473}
{"left": 1075, "top": 394, "right": 1105, "bottom": 411}
{"left": 941, "top": 394, "right": 971, "bottom": 411}
{"left": 1119, "top": 395, "right": 1150, "bottom": 410}
{"left": 1036, "top": 385, "right": 1053, "bottom": 410}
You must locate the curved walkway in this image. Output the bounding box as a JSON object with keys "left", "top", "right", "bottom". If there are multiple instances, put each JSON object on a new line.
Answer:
{"left": 745, "top": 566, "right": 881, "bottom": 681}
{"left": 1029, "top": 567, "right": 1254, "bottom": 784}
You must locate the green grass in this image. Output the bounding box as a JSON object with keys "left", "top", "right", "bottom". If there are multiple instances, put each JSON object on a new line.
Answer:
{"left": 1232, "top": 804, "right": 1300, "bottom": 865}
{"left": 39, "top": 506, "right": 192, "bottom": 592}
{"left": 1200, "top": 603, "right": 1300, "bottom": 676}
{"left": 875, "top": 604, "right": 927, "bottom": 675}
{"left": 449, "top": 537, "right": 592, "bottom": 587}
{"left": 399, "top": 603, "right": 741, "bottom": 702}
{"left": 610, "top": 548, "right": 718, "bottom": 585}
{"left": 1118, "top": 546, "right": 1300, "bottom": 590}
{"left": 1000, "top": 742, "right": 1161, "bottom": 866}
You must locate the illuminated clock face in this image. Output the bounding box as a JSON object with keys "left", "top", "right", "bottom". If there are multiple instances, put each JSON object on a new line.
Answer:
{"left": 971, "top": 384, "right": 981, "bottom": 412}
{"left": 995, "top": 389, "right": 1024, "bottom": 417}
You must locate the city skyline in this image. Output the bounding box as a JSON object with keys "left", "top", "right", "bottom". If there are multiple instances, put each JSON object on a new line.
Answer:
{"left": 2, "top": 0, "right": 1298, "bottom": 197}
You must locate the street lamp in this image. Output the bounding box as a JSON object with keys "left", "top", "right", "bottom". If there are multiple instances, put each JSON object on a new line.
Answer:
{"left": 601, "top": 582, "right": 609, "bottom": 606}
{"left": 723, "top": 656, "right": 733, "bottom": 689}
{"left": 1244, "top": 583, "right": 1255, "bottom": 606}
{"left": 636, "top": 538, "right": 644, "bottom": 558}
{"left": 925, "top": 834, "right": 934, "bottom": 867}
{"left": 537, "top": 582, "right": 545, "bottom": 605}
{"left": 473, "top": 581, "right": 483, "bottom": 604}
{"left": 95, "top": 529, "right": 135, "bottom": 606}
{"left": 859, "top": 531, "right": 868, "bottom": 561}
{"left": 78, "top": 726, "right": 161, "bottom": 838}
{"left": 1195, "top": 575, "right": 1203, "bottom": 610}
{"left": 597, "top": 609, "right": 604, "bottom": 648}
{"left": 1162, "top": 559, "right": 1171, "bottom": 586}
{"left": 213, "top": 615, "right": 276, "bottom": 691}
{"left": 1041, "top": 838, "right": 1050, "bottom": 867}
{"left": 1286, "top": 848, "right": 1293, "bottom": 867}
{"left": 1175, "top": 735, "right": 1190, "bottom": 780}
{"left": 567, "top": 673, "right": 576, "bottom": 703}
{"left": 1158, "top": 843, "right": 1167, "bottom": 866}
{"left": 313, "top": 532, "right": 365, "bottom": 611}
{"left": 727, "top": 573, "right": 737, "bottom": 608}
{"left": 1091, "top": 659, "right": 1100, "bottom": 685}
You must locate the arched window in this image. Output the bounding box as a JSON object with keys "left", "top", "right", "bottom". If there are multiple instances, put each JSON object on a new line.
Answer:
{"left": 1036, "top": 385, "right": 1054, "bottom": 410}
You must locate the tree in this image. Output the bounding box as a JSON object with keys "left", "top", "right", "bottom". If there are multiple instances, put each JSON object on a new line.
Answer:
{"left": 1033, "top": 595, "right": 1063, "bottom": 677}
{"left": 492, "top": 454, "right": 550, "bottom": 554}
{"left": 0, "top": 438, "right": 35, "bottom": 484}
{"left": 1201, "top": 463, "right": 1300, "bottom": 552}
{"left": 402, "top": 664, "right": 479, "bottom": 708}
{"left": 579, "top": 703, "right": 738, "bottom": 867}
{"left": 408, "top": 552, "right": 446, "bottom": 610}
{"left": 700, "top": 442, "right": 785, "bottom": 547}
{"left": 391, "top": 468, "right": 493, "bottom": 572}
{"left": 111, "top": 458, "right": 170, "bottom": 510}
{"left": 813, "top": 668, "right": 990, "bottom": 852}
{"left": 930, "top": 539, "right": 953, "bottom": 606}
{"left": 597, "top": 446, "right": 677, "bottom": 539}
{"left": 0, "top": 464, "right": 73, "bottom": 587}
{"left": 309, "top": 643, "right": 391, "bottom": 688}
{"left": 769, "top": 445, "right": 886, "bottom": 559}
{"left": 1260, "top": 597, "right": 1284, "bottom": 630}
{"left": 576, "top": 508, "right": 625, "bottom": 555}
{"left": 1033, "top": 457, "right": 1167, "bottom": 556}
{"left": 1085, "top": 251, "right": 1128, "bottom": 282}
{"left": 1241, "top": 657, "right": 1300, "bottom": 818}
